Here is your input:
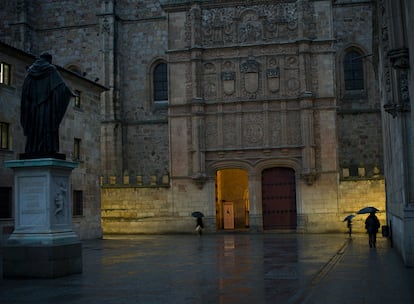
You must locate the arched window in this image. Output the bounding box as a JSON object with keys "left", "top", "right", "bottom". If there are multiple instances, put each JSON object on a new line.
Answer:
{"left": 153, "top": 62, "right": 168, "bottom": 102}
{"left": 343, "top": 50, "right": 364, "bottom": 91}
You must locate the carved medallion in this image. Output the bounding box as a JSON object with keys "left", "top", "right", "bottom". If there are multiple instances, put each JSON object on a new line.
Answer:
{"left": 244, "top": 124, "right": 263, "bottom": 144}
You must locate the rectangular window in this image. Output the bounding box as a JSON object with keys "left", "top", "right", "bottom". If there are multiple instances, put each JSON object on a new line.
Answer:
{"left": 74, "top": 90, "right": 81, "bottom": 108}
{"left": 73, "top": 190, "right": 83, "bottom": 216}
{"left": 0, "top": 62, "right": 11, "bottom": 85}
{"left": 0, "top": 122, "right": 10, "bottom": 149}
{"left": 73, "top": 138, "right": 81, "bottom": 160}
{"left": 0, "top": 187, "right": 12, "bottom": 218}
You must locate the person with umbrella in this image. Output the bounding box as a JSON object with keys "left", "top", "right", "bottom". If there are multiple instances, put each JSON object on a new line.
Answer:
{"left": 360, "top": 208, "right": 380, "bottom": 248}
{"left": 192, "top": 211, "right": 204, "bottom": 236}
{"left": 343, "top": 214, "right": 355, "bottom": 238}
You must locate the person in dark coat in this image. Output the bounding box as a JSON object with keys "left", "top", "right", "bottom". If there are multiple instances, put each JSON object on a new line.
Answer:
{"left": 20, "top": 52, "right": 74, "bottom": 157}
{"left": 195, "top": 216, "right": 204, "bottom": 236}
{"left": 346, "top": 218, "right": 353, "bottom": 238}
{"left": 365, "top": 212, "right": 380, "bottom": 248}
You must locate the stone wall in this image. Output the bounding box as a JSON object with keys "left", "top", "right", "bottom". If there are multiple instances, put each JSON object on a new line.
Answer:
{"left": 338, "top": 178, "right": 386, "bottom": 233}
{"left": 333, "top": 0, "right": 383, "bottom": 179}
{"left": 1, "top": 1, "right": 388, "bottom": 238}
{"left": 101, "top": 178, "right": 213, "bottom": 235}
{"left": 0, "top": 43, "right": 105, "bottom": 242}
{"left": 100, "top": 171, "right": 385, "bottom": 235}
{"left": 377, "top": 0, "right": 414, "bottom": 266}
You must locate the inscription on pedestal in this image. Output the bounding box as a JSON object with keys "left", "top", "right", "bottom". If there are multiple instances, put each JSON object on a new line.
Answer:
{"left": 19, "top": 176, "right": 46, "bottom": 227}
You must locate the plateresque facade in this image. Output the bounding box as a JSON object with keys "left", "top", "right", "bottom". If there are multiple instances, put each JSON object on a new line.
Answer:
{"left": 0, "top": 0, "right": 385, "bottom": 236}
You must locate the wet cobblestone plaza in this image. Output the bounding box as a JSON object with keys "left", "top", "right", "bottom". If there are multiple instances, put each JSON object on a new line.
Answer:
{"left": 1, "top": 233, "right": 413, "bottom": 304}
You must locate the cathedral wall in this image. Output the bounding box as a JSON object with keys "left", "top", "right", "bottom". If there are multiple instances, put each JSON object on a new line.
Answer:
{"left": 377, "top": 0, "right": 414, "bottom": 267}
{"left": 1, "top": 1, "right": 389, "bottom": 237}
{"left": 333, "top": 0, "right": 383, "bottom": 176}
{"left": 337, "top": 112, "right": 383, "bottom": 174}
{"left": 124, "top": 123, "right": 169, "bottom": 179}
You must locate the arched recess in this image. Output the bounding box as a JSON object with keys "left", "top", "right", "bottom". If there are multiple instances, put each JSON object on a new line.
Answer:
{"left": 208, "top": 161, "right": 253, "bottom": 230}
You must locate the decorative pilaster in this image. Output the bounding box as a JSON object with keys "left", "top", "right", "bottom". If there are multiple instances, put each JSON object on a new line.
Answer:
{"left": 98, "top": 0, "right": 123, "bottom": 176}
{"left": 300, "top": 92, "right": 318, "bottom": 185}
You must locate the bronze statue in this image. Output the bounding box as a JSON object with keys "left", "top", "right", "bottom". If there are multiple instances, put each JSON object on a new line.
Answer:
{"left": 20, "top": 52, "right": 74, "bottom": 159}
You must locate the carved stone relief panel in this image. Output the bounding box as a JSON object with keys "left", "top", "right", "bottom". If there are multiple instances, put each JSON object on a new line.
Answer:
{"left": 204, "top": 76, "right": 218, "bottom": 100}
{"left": 239, "top": 10, "right": 263, "bottom": 43}
{"left": 284, "top": 55, "right": 300, "bottom": 96}
{"left": 242, "top": 113, "right": 264, "bottom": 147}
{"left": 286, "top": 111, "right": 302, "bottom": 146}
{"left": 285, "top": 55, "right": 298, "bottom": 69}
{"left": 185, "top": 63, "right": 193, "bottom": 100}
{"left": 302, "top": 0, "right": 316, "bottom": 39}
{"left": 241, "top": 57, "right": 261, "bottom": 99}
{"left": 203, "top": 62, "right": 218, "bottom": 100}
{"left": 266, "top": 56, "right": 281, "bottom": 95}
{"left": 223, "top": 114, "right": 237, "bottom": 147}
{"left": 200, "top": 51, "right": 308, "bottom": 101}
{"left": 200, "top": 3, "right": 298, "bottom": 47}
{"left": 268, "top": 111, "right": 283, "bottom": 147}
{"left": 221, "top": 60, "right": 237, "bottom": 98}
{"left": 399, "top": 70, "right": 410, "bottom": 104}
{"left": 205, "top": 116, "right": 218, "bottom": 149}
{"left": 310, "top": 54, "right": 319, "bottom": 94}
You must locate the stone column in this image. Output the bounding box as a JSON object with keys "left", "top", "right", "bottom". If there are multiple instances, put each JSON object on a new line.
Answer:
{"left": 3, "top": 158, "right": 81, "bottom": 278}
{"left": 248, "top": 173, "right": 263, "bottom": 232}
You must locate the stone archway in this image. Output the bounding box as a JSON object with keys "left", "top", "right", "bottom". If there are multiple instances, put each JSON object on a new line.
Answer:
{"left": 216, "top": 169, "right": 249, "bottom": 230}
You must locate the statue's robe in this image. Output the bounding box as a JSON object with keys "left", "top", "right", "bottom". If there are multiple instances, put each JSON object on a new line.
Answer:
{"left": 20, "top": 58, "right": 73, "bottom": 155}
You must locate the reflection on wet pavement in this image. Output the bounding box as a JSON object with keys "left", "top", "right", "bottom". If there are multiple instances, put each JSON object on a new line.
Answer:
{"left": 0, "top": 234, "right": 380, "bottom": 303}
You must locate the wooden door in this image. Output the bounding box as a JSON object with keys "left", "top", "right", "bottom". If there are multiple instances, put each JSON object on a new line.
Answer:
{"left": 223, "top": 202, "right": 235, "bottom": 229}
{"left": 262, "top": 167, "right": 297, "bottom": 229}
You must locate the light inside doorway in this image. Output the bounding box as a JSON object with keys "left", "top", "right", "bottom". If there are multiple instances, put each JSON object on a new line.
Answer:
{"left": 216, "top": 169, "right": 249, "bottom": 230}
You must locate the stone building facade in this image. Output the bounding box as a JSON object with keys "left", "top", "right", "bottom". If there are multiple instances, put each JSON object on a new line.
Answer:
{"left": 0, "top": 42, "right": 106, "bottom": 242}
{"left": 0, "top": 0, "right": 385, "bottom": 236}
{"left": 377, "top": 0, "right": 414, "bottom": 266}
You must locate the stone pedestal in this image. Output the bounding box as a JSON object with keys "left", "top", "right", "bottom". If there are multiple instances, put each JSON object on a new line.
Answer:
{"left": 3, "top": 158, "right": 82, "bottom": 278}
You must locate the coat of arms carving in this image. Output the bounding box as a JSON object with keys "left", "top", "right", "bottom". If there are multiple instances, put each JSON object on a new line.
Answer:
{"left": 241, "top": 58, "right": 259, "bottom": 94}
{"left": 267, "top": 68, "right": 280, "bottom": 93}
{"left": 222, "top": 71, "right": 235, "bottom": 95}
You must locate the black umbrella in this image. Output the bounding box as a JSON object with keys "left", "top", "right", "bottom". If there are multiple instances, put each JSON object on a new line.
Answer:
{"left": 192, "top": 211, "right": 204, "bottom": 218}
{"left": 343, "top": 214, "right": 355, "bottom": 222}
{"left": 357, "top": 207, "right": 379, "bottom": 214}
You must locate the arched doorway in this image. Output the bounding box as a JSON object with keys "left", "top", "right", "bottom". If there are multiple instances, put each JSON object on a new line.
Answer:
{"left": 261, "top": 167, "right": 297, "bottom": 230}
{"left": 216, "top": 169, "right": 249, "bottom": 230}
